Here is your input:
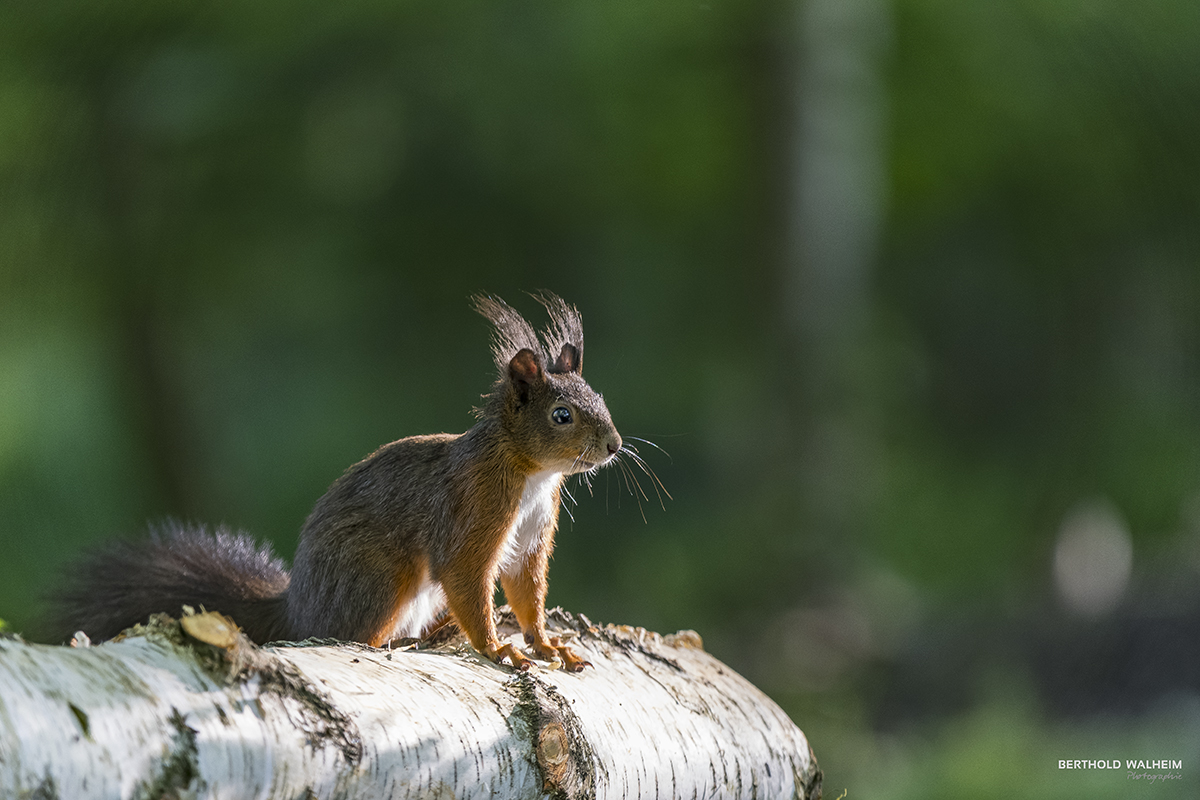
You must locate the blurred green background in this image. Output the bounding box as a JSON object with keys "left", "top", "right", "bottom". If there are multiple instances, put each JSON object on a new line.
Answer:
{"left": 2, "top": 0, "right": 1198, "bottom": 796}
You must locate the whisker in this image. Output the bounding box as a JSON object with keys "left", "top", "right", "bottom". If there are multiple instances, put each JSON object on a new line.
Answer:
{"left": 622, "top": 455, "right": 641, "bottom": 493}
{"left": 624, "top": 435, "right": 673, "bottom": 462}
{"left": 623, "top": 456, "right": 653, "bottom": 502}
{"left": 574, "top": 434, "right": 670, "bottom": 523}
{"left": 616, "top": 456, "right": 648, "bottom": 523}
{"left": 624, "top": 449, "right": 669, "bottom": 495}
{"left": 604, "top": 467, "right": 610, "bottom": 514}
{"left": 619, "top": 456, "right": 655, "bottom": 513}
{"left": 583, "top": 460, "right": 596, "bottom": 497}
{"left": 620, "top": 447, "right": 672, "bottom": 507}
{"left": 615, "top": 456, "right": 638, "bottom": 502}
{"left": 568, "top": 449, "right": 598, "bottom": 496}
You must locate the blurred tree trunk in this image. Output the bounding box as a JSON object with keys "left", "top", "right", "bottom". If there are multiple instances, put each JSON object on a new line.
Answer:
{"left": 781, "top": 0, "right": 891, "bottom": 550}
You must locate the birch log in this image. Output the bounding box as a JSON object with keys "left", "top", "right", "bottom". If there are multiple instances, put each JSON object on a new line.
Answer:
{"left": 0, "top": 608, "right": 821, "bottom": 800}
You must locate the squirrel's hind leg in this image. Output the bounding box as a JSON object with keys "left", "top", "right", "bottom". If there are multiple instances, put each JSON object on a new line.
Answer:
{"left": 355, "top": 559, "right": 434, "bottom": 648}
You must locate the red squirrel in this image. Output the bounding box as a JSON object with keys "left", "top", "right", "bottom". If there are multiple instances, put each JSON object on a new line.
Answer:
{"left": 53, "top": 293, "right": 621, "bottom": 671}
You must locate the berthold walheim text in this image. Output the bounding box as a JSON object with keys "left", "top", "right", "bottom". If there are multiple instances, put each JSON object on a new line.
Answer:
{"left": 1058, "top": 760, "right": 1182, "bottom": 770}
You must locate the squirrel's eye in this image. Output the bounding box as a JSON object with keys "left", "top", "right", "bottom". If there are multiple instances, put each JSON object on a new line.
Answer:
{"left": 551, "top": 407, "right": 573, "bottom": 425}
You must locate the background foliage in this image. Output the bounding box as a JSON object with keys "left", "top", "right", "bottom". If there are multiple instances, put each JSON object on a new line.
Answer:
{"left": 2, "top": 0, "right": 1198, "bottom": 795}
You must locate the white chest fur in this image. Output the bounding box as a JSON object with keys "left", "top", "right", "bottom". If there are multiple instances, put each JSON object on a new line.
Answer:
{"left": 498, "top": 469, "right": 562, "bottom": 575}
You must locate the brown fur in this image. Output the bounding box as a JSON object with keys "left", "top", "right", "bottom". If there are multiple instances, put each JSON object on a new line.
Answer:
{"left": 51, "top": 294, "right": 621, "bottom": 671}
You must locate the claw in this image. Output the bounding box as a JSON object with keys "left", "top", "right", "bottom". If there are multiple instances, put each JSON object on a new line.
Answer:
{"left": 486, "top": 641, "right": 533, "bottom": 671}
{"left": 566, "top": 655, "right": 592, "bottom": 673}
{"left": 532, "top": 635, "right": 592, "bottom": 672}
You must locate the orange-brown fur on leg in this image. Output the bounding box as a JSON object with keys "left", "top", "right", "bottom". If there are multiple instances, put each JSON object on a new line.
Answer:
{"left": 364, "top": 555, "right": 428, "bottom": 648}
{"left": 437, "top": 464, "right": 534, "bottom": 668}
{"left": 500, "top": 524, "right": 591, "bottom": 672}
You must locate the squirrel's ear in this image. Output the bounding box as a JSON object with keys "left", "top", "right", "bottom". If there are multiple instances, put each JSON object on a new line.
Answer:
{"left": 508, "top": 348, "right": 543, "bottom": 402}
{"left": 552, "top": 343, "right": 581, "bottom": 374}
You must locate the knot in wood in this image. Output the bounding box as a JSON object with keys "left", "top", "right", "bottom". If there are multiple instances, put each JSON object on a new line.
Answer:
{"left": 537, "top": 720, "right": 570, "bottom": 788}
{"left": 180, "top": 610, "right": 239, "bottom": 649}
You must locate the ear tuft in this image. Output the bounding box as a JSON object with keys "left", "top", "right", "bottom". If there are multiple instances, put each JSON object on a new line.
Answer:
{"left": 534, "top": 293, "right": 584, "bottom": 373}
{"left": 552, "top": 343, "right": 581, "bottom": 374}
{"left": 473, "top": 294, "right": 542, "bottom": 377}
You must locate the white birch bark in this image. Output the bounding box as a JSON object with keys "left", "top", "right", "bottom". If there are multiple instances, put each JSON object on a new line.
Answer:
{"left": 0, "top": 609, "right": 821, "bottom": 800}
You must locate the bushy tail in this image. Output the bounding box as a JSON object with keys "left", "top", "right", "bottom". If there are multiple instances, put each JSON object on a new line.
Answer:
{"left": 49, "top": 523, "right": 291, "bottom": 644}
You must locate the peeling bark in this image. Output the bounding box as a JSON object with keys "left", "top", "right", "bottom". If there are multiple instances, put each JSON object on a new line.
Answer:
{"left": 0, "top": 609, "right": 821, "bottom": 799}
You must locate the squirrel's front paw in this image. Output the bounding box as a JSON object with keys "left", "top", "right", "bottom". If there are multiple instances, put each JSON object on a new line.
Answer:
{"left": 531, "top": 635, "right": 591, "bottom": 673}
{"left": 484, "top": 641, "right": 534, "bottom": 671}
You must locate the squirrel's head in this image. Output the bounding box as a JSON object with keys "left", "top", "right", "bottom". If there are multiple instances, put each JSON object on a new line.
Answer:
{"left": 473, "top": 293, "right": 622, "bottom": 475}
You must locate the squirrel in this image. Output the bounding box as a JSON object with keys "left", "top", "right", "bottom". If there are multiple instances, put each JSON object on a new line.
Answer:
{"left": 52, "top": 293, "right": 622, "bottom": 672}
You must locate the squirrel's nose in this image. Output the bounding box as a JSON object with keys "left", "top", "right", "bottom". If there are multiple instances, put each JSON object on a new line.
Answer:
{"left": 607, "top": 443, "right": 619, "bottom": 456}
{"left": 606, "top": 433, "right": 622, "bottom": 457}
